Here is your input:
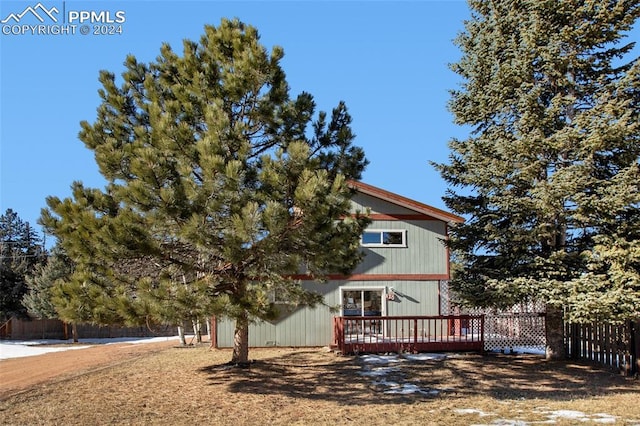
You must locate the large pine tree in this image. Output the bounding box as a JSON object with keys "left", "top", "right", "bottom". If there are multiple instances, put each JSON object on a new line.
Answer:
{"left": 41, "top": 19, "right": 369, "bottom": 364}
{"left": 435, "top": 0, "right": 640, "bottom": 359}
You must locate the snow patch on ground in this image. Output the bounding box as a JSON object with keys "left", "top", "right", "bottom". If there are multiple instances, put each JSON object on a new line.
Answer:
{"left": 0, "top": 336, "right": 181, "bottom": 360}
{"left": 454, "top": 408, "right": 491, "bottom": 417}
{"left": 377, "top": 380, "right": 440, "bottom": 396}
{"left": 540, "top": 410, "right": 618, "bottom": 424}
{"left": 472, "top": 420, "right": 530, "bottom": 426}
{"left": 456, "top": 408, "right": 621, "bottom": 425}
{"left": 359, "top": 352, "right": 448, "bottom": 396}
{"left": 403, "top": 352, "right": 447, "bottom": 361}
{"left": 358, "top": 353, "right": 625, "bottom": 425}
{"left": 358, "top": 366, "right": 400, "bottom": 377}
{"left": 359, "top": 354, "right": 405, "bottom": 364}
{"left": 0, "top": 342, "right": 92, "bottom": 359}
{"left": 490, "top": 346, "right": 546, "bottom": 356}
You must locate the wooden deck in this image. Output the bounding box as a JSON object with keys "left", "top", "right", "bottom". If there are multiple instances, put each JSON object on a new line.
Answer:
{"left": 332, "top": 315, "right": 484, "bottom": 354}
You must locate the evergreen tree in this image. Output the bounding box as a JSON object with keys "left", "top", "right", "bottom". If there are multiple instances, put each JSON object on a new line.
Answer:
{"left": 41, "top": 19, "right": 369, "bottom": 364}
{"left": 0, "top": 209, "right": 47, "bottom": 321}
{"left": 23, "top": 244, "right": 74, "bottom": 320}
{"left": 435, "top": 0, "right": 640, "bottom": 359}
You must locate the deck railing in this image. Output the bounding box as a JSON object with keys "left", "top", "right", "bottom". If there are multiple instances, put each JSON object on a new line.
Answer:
{"left": 333, "top": 315, "right": 484, "bottom": 355}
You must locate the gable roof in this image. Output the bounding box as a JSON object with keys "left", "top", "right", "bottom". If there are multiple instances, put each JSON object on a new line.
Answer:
{"left": 348, "top": 180, "right": 464, "bottom": 224}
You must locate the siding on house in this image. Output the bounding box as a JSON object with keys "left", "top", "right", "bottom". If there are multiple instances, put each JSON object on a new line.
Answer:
{"left": 354, "top": 220, "right": 448, "bottom": 276}
{"left": 215, "top": 280, "right": 443, "bottom": 348}
{"left": 351, "top": 192, "right": 417, "bottom": 215}
{"left": 214, "top": 182, "right": 463, "bottom": 348}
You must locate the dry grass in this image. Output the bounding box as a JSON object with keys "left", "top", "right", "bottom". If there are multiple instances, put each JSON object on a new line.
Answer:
{"left": 1, "top": 345, "right": 639, "bottom": 425}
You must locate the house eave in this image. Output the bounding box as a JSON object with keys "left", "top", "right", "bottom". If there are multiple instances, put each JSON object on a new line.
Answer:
{"left": 348, "top": 180, "right": 464, "bottom": 224}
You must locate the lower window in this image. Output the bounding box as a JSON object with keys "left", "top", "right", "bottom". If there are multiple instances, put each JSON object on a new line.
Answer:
{"left": 341, "top": 289, "right": 383, "bottom": 316}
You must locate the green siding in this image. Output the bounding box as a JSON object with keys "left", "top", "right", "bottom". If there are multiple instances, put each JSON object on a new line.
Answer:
{"left": 216, "top": 281, "right": 341, "bottom": 348}
{"left": 356, "top": 220, "right": 447, "bottom": 275}
{"left": 351, "top": 193, "right": 415, "bottom": 215}
{"left": 384, "top": 281, "right": 441, "bottom": 316}
{"left": 215, "top": 280, "right": 441, "bottom": 348}
{"left": 215, "top": 190, "right": 452, "bottom": 348}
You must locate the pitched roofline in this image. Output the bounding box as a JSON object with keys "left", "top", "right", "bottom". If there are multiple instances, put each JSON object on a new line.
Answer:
{"left": 348, "top": 180, "right": 464, "bottom": 224}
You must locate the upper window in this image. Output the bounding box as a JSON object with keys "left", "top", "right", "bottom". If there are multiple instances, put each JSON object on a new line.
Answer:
{"left": 361, "top": 229, "right": 407, "bottom": 247}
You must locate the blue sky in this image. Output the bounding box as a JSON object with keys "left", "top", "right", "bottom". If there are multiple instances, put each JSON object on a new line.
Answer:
{"left": 1, "top": 1, "right": 637, "bottom": 245}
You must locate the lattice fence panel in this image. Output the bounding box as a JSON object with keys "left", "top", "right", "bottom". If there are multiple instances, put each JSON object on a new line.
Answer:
{"left": 483, "top": 313, "right": 546, "bottom": 353}
{"left": 439, "top": 280, "right": 450, "bottom": 315}
{"left": 439, "top": 281, "right": 546, "bottom": 353}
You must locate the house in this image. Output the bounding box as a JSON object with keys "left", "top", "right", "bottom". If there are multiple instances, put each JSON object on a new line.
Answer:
{"left": 213, "top": 181, "right": 464, "bottom": 348}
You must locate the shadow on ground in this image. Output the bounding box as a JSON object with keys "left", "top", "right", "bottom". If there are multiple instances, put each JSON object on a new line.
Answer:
{"left": 197, "top": 350, "right": 639, "bottom": 406}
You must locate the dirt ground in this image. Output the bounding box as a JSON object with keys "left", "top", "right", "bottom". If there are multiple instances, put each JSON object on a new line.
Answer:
{"left": 0, "top": 339, "right": 179, "bottom": 399}
{"left": 1, "top": 343, "right": 639, "bottom": 425}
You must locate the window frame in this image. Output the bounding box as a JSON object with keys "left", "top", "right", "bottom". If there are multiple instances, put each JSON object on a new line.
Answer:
{"left": 360, "top": 229, "right": 407, "bottom": 248}
{"left": 340, "top": 287, "right": 386, "bottom": 317}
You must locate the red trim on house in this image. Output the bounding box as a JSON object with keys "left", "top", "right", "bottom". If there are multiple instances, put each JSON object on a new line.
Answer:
{"left": 348, "top": 180, "right": 464, "bottom": 224}
{"left": 445, "top": 222, "right": 451, "bottom": 280}
{"left": 365, "top": 214, "right": 439, "bottom": 221}
{"left": 289, "top": 274, "right": 450, "bottom": 281}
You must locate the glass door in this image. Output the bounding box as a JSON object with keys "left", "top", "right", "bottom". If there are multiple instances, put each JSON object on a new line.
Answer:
{"left": 342, "top": 289, "right": 383, "bottom": 316}
{"left": 341, "top": 288, "right": 384, "bottom": 335}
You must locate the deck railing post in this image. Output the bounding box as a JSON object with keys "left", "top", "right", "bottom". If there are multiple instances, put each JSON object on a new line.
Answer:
{"left": 334, "top": 317, "right": 344, "bottom": 353}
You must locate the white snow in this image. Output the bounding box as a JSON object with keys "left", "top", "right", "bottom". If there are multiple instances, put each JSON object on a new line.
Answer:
{"left": 379, "top": 380, "right": 439, "bottom": 395}
{"left": 472, "top": 420, "right": 530, "bottom": 426}
{"left": 454, "top": 408, "right": 491, "bottom": 417}
{"left": 404, "top": 352, "right": 447, "bottom": 361}
{"left": 491, "top": 346, "right": 546, "bottom": 356}
{"left": 359, "top": 354, "right": 405, "bottom": 364}
{"left": 358, "top": 366, "right": 400, "bottom": 377}
{"left": 0, "top": 336, "right": 181, "bottom": 360}
{"left": 540, "top": 410, "right": 618, "bottom": 424}
{"left": 359, "top": 352, "right": 449, "bottom": 396}
{"left": 458, "top": 408, "right": 621, "bottom": 425}
{"left": 0, "top": 341, "right": 91, "bottom": 359}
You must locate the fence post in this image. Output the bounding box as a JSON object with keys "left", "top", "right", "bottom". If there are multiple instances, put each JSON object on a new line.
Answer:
{"left": 480, "top": 315, "right": 485, "bottom": 353}
{"left": 564, "top": 322, "right": 576, "bottom": 359}
{"left": 618, "top": 322, "right": 629, "bottom": 376}
{"left": 632, "top": 320, "right": 639, "bottom": 377}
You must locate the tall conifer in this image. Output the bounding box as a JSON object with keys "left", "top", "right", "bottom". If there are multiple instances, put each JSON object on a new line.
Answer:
{"left": 41, "top": 19, "right": 369, "bottom": 364}
{"left": 23, "top": 245, "right": 74, "bottom": 320}
{"left": 0, "top": 209, "right": 46, "bottom": 320}
{"left": 435, "top": 0, "right": 640, "bottom": 358}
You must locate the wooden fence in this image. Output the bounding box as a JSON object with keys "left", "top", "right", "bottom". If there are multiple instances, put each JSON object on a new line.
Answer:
{"left": 0, "top": 317, "right": 176, "bottom": 340}
{"left": 333, "top": 315, "right": 484, "bottom": 355}
{"left": 565, "top": 320, "right": 640, "bottom": 377}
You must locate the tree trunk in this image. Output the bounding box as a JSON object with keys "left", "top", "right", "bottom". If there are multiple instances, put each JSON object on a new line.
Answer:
{"left": 207, "top": 316, "right": 215, "bottom": 349}
{"left": 545, "top": 304, "right": 564, "bottom": 360}
{"left": 192, "top": 319, "right": 202, "bottom": 343}
{"left": 71, "top": 322, "right": 78, "bottom": 343}
{"left": 231, "top": 311, "right": 250, "bottom": 365}
{"left": 177, "top": 325, "right": 186, "bottom": 346}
